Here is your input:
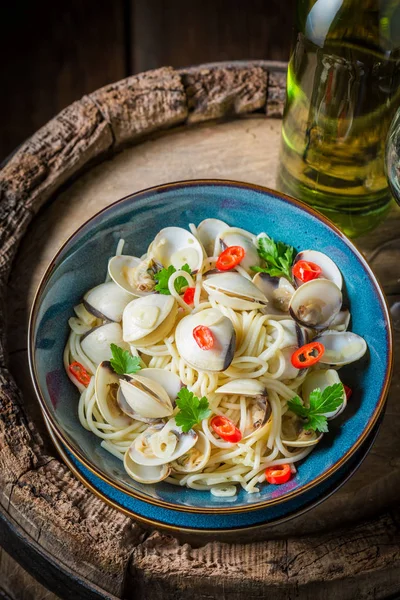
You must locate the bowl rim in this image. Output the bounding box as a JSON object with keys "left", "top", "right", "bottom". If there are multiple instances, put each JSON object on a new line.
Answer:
{"left": 44, "top": 412, "right": 383, "bottom": 534}
{"left": 28, "top": 178, "right": 394, "bottom": 514}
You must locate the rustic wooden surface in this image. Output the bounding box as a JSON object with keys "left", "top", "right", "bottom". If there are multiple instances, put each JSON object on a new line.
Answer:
{"left": 1, "top": 62, "right": 400, "bottom": 599}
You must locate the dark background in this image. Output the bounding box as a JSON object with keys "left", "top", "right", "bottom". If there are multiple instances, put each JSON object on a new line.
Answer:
{"left": 0, "top": 0, "right": 295, "bottom": 162}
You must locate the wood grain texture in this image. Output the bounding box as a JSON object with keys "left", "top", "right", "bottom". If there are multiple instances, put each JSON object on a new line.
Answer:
{"left": 0, "top": 62, "right": 399, "bottom": 599}
{"left": 0, "top": 0, "right": 126, "bottom": 162}
{"left": 0, "top": 549, "right": 60, "bottom": 600}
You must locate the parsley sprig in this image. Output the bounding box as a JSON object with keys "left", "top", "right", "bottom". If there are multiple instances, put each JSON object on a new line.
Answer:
{"left": 154, "top": 263, "right": 192, "bottom": 295}
{"left": 110, "top": 343, "right": 141, "bottom": 375}
{"left": 251, "top": 235, "right": 295, "bottom": 281}
{"left": 287, "top": 383, "right": 344, "bottom": 433}
{"left": 175, "top": 388, "right": 211, "bottom": 433}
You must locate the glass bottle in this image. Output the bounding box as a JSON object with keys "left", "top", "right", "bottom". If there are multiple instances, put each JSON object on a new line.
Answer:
{"left": 277, "top": 0, "right": 400, "bottom": 237}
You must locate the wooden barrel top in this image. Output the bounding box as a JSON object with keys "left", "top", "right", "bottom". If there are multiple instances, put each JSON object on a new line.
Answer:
{"left": 1, "top": 61, "right": 400, "bottom": 600}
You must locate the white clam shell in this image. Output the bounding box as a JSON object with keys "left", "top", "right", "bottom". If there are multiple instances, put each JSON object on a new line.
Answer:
{"left": 271, "top": 319, "right": 309, "bottom": 349}
{"left": 281, "top": 412, "right": 323, "bottom": 447}
{"left": 123, "top": 295, "right": 177, "bottom": 345}
{"left": 293, "top": 250, "right": 343, "bottom": 290}
{"left": 317, "top": 330, "right": 367, "bottom": 366}
{"left": 252, "top": 273, "right": 294, "bottom": 315}
{"left": 139, "top": 368, "right": 182, "bottom": 404}
{"left": 119, "top": 374, "right": 174, "bottom": 419}
{"left": 83, "top": 281, "right": 132, "bottom": 322}
{"left": 302, "top": 369, "right": 347, "bottom": 419}
{"left": 279, "top": 346, "right": 301, "bottom": 380}
{"left": 81, "top": 322, "right": 129, "bottom": 365}
{"left": 129, "top": 418, "right": 198, "bottom": 466}
{"left": 94, "top": 361, "right": 132, "bottom": 428}
{"left": 197, "top": 218, "right": 229, "bottom": 257}
{"left": 171, "top": 431, "right": 211, "bottom": 473}
{"left": 219, "top": 228, "right": 261, "bottom": 273}
{"left": 108, "top": 255, "right": 151, "bottom": 296}
{"left": 175, "top": 307, "right": 236, "bottom": 372}
{"left": 150, "top": 227, "right": 204, "bottom": 272}
{"left": 124, "top": 452, "right": 170, "bottom": 483}
{"left": 216, "top": 379, "right": 266, "bottom": 396}
{"left": 203, "top": 272, "right": 268, "bottom": 310}
{"left": 329, "top": 309, "right": 351, "bottom": 332}
{"left": 289, "top": 278, "right": 342, "bottom": 329}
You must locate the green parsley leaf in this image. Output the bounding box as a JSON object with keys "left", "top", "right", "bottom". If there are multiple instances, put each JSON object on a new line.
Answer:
{"left": 287, "top": 383, "right": 344, "bottom": 433}
{"left": 251, "top": 235, "right": 295, "bottom": 281}
{"left": 109, "top": 343, "right": 141, "bottom": 375}
{"left": 154, "top": 263, "right": 191, "bottom": 295}
{"left": 175, "top": 388, "right": 212, "bottom": 433}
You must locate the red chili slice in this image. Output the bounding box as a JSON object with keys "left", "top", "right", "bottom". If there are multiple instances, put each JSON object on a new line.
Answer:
{"left": 183, "top": 287, "right": 195, "bottom": 305}
{"left": 293, "top": 260, "right": 322, "bottom": 283}
{"left": 291, "top": 342, "right": 325, "bottom": 369}
{"left": 69, "top": 361, "right": 91, "bottom": 386}
{"left": 211, "top": 415, "right": 242, "bottom": 443}
{"left": 265, "top": 464, "right": 291, "bottom": 485}
{"left": 216, "top": 245, "right": 246, "bottom": 271}
{"left": 344, "top": 384, "right": 352, "bottom": 400}
{"left": 193, "top": 325, "right": 214, "bottom": 350}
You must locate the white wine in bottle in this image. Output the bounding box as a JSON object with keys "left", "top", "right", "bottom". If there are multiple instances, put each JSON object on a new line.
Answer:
{"left": 277, "top": 0, "right": 400, "bottom": 237}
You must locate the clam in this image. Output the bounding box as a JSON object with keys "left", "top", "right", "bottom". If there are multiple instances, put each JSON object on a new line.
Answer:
{"left": 219, "top": 228, "right": 261, "bottom": 273}
{"left": 171, "top": 431, "right": 211, "bottom": 473}
{"left": 281, "top": 411, "right": 322, "bottom": 447}
{"left": 216, "top": 379, "right": 266, "bottom": 396}
{"left": 293, "top": 250, "right": 343, "bottom": 289}
{"left": 203, "top": 272, "right": 268, "bottom": 310}
{"left": 139, "top": 368, "right": 182, "bottom": 403}
{"left": 316, "top": 331, "right": 367, "bottom": 366}
{"left": 252, "top": 273, "right": 295, "bottom": 315}
{"left": 197, "top": 218, "right": 229, "bottom": 257}
{"left": 271, "top": 319, "right": 309, "bottom": 349}
{"left": 289, "top": 279, "right": 342, "bottom": 329}
{"left": 124, "top": 452, "right": 170, "bottom": 483}
{"left": 83, "top": 281, "right": 133, "bottom": 322}
{"left": 128, "top": 418, "right": 198, "bottom": 466}
{"left": 329, "top": 309, "right": 351, "bottom": 332}
{"left": 149, "top": 227, "right": 204, "bottom": 272}
{"left": 175, "top": 307, "right": 236, "bottom": 371}
{"left": 123, "top": 295, "right": 178, "bottom": 346}
{"left": 279, "top": 346, "right": 301, "bottom": 380}
{"left": 94, "top": 362, "right": 132, "bottom": 428}
{"left": 81, "top": 322, "right": 130, "bottom": 365}
{"left": 302, "top": 369, "right": 347, "bottom": 419}
{"left": 118, "top": 373, "right": 174, "bottom": 420}
{"left": 108, "top": 255, "right": 158, "bottom": 296}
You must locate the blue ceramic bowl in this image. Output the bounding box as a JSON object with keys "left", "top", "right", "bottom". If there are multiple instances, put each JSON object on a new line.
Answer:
{"left": 29, "top": 180, "right": 393, "bottom": 514}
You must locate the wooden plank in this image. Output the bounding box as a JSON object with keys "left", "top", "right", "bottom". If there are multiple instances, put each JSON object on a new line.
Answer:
{"left": 0, "top": 0, "right": 126, "bottom": 162}
{"left": 0, "top": 548, "right": 60, "bottom": 600}
{"left": 131, "top": 0, "right": 296, "bottom": 73}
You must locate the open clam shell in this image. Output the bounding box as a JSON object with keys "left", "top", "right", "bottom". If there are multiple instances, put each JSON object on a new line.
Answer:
{"left": 278, "top": 346, "right": 301, "bottom": 380}
{"left": 219, "top": 228, "right": 261, "bottom": 273}
{"left": 149, "top": 227, "right": 204, "bottom": 273}
{"left": 293, "top": 250, "right": 343, "bottom": 289}
{"left": 203, "top": 272, "right": 268, "bottom": 310}
{"left": 81, "top": 322, "right": 129, "bottom": 365}
{"left": 83, "top": 281, "right": 132, "bottom": 322}
{"left": 171, "top": 431, "right": 211, "bottom": 473}
{"left": 216, "top": 379, "right": 266, "bottom": 396}
{"left": 123, "top": 295, "right": 177, "bottom": 346}
{"left": 289, "top": 279, "right": 342, "bottom": 329}
{"left": 139, "top": 368, "right": 182, "bottom": 404}
{"left": 124, "top": 452, "right": 171, "bottom": 483}
{"left": 175, "top": 307, "right": 236, "bottom": 372}
{"left": 119, "top": 373, "right": 174, "bottom": 420}
{"left": 129, "top": 418, "right": 198, "bottom": 466}
{"left": 94, "top": 361, "right": 132, "bottom": 428}
{"left": 196, "top": 218, "right": 229, "bottom": 257}
{"left": 316, "top": 330, "right": 367, "bottom": 366}
{"left": 302, "top": 369, "right": 347, "bottom": 419}
{"left": 242, "top": 394, "right": 271, "bottom": 439}
{"left": 252, "top": 273, "right": 295, "bottom": 315}
{"left": 328, "top": 309, "right": 351, "bottom": 332}
{"left": 108, "top": 255, "right": 157, "bottom": 296}
{"left": 271, "top": 319, "right": 310, "bottom": 349}
{"left": 281, "top": 411, "right": 323, "bottom": 447}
